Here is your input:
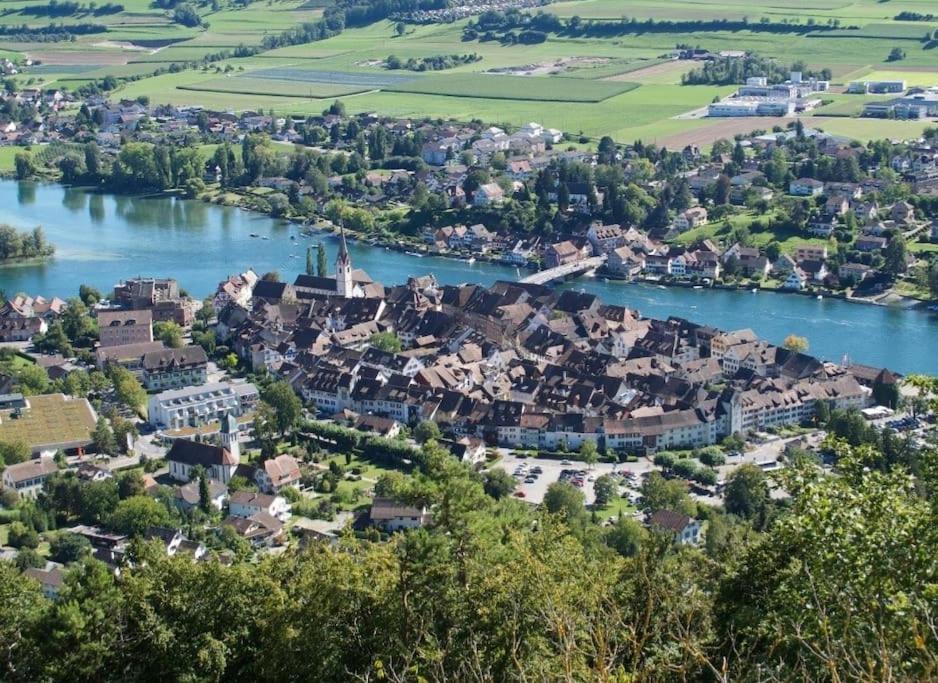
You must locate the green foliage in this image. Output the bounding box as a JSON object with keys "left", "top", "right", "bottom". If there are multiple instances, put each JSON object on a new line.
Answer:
{"left": 368, "top": 331, "right": 402, "bottom": 353}
{"left": 49, "top": 532, "right": 92, "bottom": 563}
{"left": 413, "top": 420, "right": 440, "bottom": 444}
{"left": 592, "top": 474, "right": 617, "bottom": 506}
{"left": 153, "top": 321, "right": 184, "bottom": 348}
{"left": 543, "top": 481, "right": 585, "bottom": 520}
{"left": 723, "top": 464, "right": 769, "bottom": 523}
{"left": 107, "top": 496, "right": 173, "bottom": 536}
{"left": 8, "top": 521, "right": 39, "bottom": 549}
{"left": 261, "top": 382, "right": 302, "bottom": 435}
{"left": 482, "top": 468, "right": 515, "bottom": 500}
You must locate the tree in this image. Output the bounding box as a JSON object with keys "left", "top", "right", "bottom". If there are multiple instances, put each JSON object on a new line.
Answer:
{"left": 153, "top": 321, "right": 183, "bottom": 348}
{"left": 198, "top": 469, "right": 211, "bottom": 513}
{"left": 592, "top": 474, "right": 617, "bottom": 506}
{"left": 395, "top": 21, "right": 406, "bottom": 36}
{"left": 0, "top": 439, "right": 30, "bottom": 467}
{"left": 782, "top": 334, "right": 809, "bottom": 353}
{"left": 413, "top": 420, "right": 441, "bottom": 444}
{"left": 8, "top": 521, "right": 39, "bottom": 549}
{"left": 118, "top": 470, "right": 145, "bottom": 499}
{"left": 579, "top": 440, "right": 598, "bottom": 469}
{"left": 14, "top": 547, "right": 44, "bottom": 570}
{"left": 107, "top": 496, "right": 172, "bottom": 536}
{"left": 482, "top": 468, "right": 515, "bottom": 500}
{"left": 882, "top": 235, "right": 908, "bottom": 275}
{"left": 261, "top": 382, "right": 302, "bottom": 435}
{"left": 316, "top": 242, "right": 327, "bottom": 277}
{"left": 369, "top": 331, "right": 402, "bottom": 353}
{"left": 91, "top": 416, "right": 117, "bottom": 454}
{"left": 14, "top": 152, "right": 34, "bottom": 180}
{"left": 723, "top": 463, "right": 769, "bottom": 522}
{"left": 109, "top": 366, "right": 146, "bottom": 413}
{"left": 639, "top": 471, "right": 694, "bottom": 515}
{"left": 605, "top": 517, "right": 646, "bottom": 557}
{"left": 78, "top": 284, "right": 101, "bottom": 306}
{"left": 49, "top": 532, "right": 92, "bottom": 563}
{"left": 543, "top": 481, "right": 585, "bottom": 520}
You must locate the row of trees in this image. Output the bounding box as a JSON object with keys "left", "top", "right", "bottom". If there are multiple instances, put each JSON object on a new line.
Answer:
{"left": 0, "top": 224, "right": 53, "bottom": 262}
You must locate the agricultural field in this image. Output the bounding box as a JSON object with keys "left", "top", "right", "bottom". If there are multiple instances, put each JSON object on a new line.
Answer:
{"left": 4, "top": 0, "right": 937, "bottom": 146}
{"left": 179, "top": 76, "right": 372, "bottom": 99}
{"left": 383, "top": 73, "right": 639, "bottom": 103}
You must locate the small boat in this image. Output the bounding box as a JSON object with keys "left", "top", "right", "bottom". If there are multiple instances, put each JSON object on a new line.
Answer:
{"left": 693, "top": 285, "right": 702, "bottom": 289}
{"left": 262, "top": 236, "right": 269, "bottom": 240}
{"left": 289, "top": 254, "right": 298, "bottom": 258}
{"left": 657, "top": 285, "right": 667, "bottom": 290}
{"left": 405, "top": 251, "right": 423, "bottom": 258}
{"left": 751, "top": 288, "right": 758, "bottom": 293}
{"left": 290, "top": 235, "right": 296, "bottom": 240}
{"left": 464, "top": 256, "right": 476, "bottom": 264}
{"left": 249, "top": 233, "right": 258, "bottom": 238}
{"left": 817, "top": 295, "right": 823, "bottom": 300}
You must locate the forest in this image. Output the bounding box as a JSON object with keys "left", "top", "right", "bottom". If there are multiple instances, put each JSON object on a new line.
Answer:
{"left": 0, "top": 435, "right": 935, "bottom": 682}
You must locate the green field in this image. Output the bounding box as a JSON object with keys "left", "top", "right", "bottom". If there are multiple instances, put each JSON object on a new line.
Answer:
{"left": 384, "top": 73, "right": 639, "bottom": 103}
{"left": 180, "top": 76, "right": 372, "bottom": 99}
{"left": 1, "top": 0, "right": 935, "bottom": 146}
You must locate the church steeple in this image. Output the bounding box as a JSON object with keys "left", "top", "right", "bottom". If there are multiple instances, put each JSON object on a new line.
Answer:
{"left": 336, "top": 224, "right": 353, "bottom": 298}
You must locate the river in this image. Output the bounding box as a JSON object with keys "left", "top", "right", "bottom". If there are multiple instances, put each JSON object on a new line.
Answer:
{"left": 0, "top": 180, "right": 936, "bottom": 374}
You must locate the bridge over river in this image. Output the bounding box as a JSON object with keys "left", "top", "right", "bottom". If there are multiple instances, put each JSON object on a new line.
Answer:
{"left": 519, "top": 255, "right": 607, "bottom": 285}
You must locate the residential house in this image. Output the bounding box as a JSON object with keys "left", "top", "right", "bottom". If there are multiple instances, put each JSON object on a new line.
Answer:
{"left": 473, "top": 182, "right": 505, "bottom": 207}
{"left": 648, "top": 510, "right": 701, "bottom": 545}
{"left": 546, "top": 241, "right": 583, "bottom": 268}
{"left": 254, "top": 454, "right": 302, "bottom": 494}
{"left": 229, "top": 490, "right": 291, "bottom": 522}
{"left": 173, "top": 479, "right": 228, "bottom": 512}
{"left": 674, "top": 207, "right": 708, "bottom": 232}
{"left": 222, "top": 512, "right": 284, "bottom": 547}
{"left": 147, "top": 381, "right": 259, "bottom": 430}
{"left": 369, "top": 497, "right": 430, "bottom": 531}
{"left": 2, "top": 457, "right": 58, "bottom": 498}
{"left": 97, "top": 309, "right": 153, "bottom": 348}
{"left": 141, "top": 346, "right": 208, "bottom": 392}
{"left": 789, "top": 178, "right": 824, "bottom": 197}
{"left": 24, "top": 566, "right": 65, "bottom": 599}
{"left": 606, "top": 246, "right": 645, "bottom": 279}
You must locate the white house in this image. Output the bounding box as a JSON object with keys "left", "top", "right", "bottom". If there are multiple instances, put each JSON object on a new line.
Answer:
{"left": 369, "top": 497, "right": 429, "bottom": 531}
{"left": 2, "top": 457, "right": 58, "bottom": 498}
{"left": 229, "top": 490, "right": 291, "bottom": 522}
{"left": 648, "top": 510, "right": 701, "bottom": 545}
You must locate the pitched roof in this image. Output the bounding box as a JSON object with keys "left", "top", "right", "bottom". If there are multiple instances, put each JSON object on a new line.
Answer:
{"left": 166, "top": 439, "right": 238, "bottom": 467}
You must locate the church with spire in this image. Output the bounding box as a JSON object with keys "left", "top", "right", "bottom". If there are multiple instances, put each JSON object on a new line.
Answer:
{"left": 292, "top": 225, "right": 376, "bottom": 300}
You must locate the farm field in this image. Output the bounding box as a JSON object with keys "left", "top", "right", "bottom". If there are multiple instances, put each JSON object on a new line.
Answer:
{"left": 3, "top": 0, "right": 936, "bottom": 146}
{"left": 179, "top": 76, "right": 372, "bottom": 99}
{"left": 383, "top": 73, "right": 639, "bottom": 102}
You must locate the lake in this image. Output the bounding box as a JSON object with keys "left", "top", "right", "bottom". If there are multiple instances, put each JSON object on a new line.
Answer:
{"left": 0, "top": 180, "right": 936, "bottom": 374}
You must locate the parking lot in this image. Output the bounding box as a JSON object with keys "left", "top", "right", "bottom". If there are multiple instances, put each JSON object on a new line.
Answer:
{"left": 493, "top": 453, "right": 655, "bottom": 505}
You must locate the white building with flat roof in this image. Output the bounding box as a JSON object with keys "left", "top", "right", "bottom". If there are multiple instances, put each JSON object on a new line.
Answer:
{"left": 147, "top": 381, "right": 259, "bottom": 429}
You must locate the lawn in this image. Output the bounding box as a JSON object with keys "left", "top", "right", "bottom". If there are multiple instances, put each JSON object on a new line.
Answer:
{"left": 910, "top": 241, "right": 938, "bottom": 254}
{"left": 675, "top": 211, "right": 834, "bottom": 254}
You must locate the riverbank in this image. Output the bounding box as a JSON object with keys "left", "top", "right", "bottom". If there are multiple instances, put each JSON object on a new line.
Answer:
{"left": 1, "top": 179, "right": 936, "bottom": 373}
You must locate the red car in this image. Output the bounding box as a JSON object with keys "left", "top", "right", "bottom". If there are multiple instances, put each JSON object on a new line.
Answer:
{"left": 514, "top": 490, "right": 526, "bottom": 498}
